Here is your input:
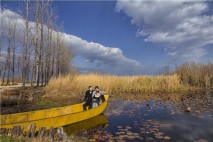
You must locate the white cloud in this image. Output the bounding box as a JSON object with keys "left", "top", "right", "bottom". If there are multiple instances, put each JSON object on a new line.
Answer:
{"left": 0, "top": 8, "right": 142, "bottom": 75}
{"left": 0, "top": 8, "right": 22, "bottom": 20}
{"left": 63, "top": 34, "right": 141, "bottom": 68}
{"left": 116, "top": 0, "right": 213, "bottom": 62}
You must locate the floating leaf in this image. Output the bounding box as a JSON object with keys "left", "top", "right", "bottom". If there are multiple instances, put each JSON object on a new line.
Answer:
{"left": 116, "top": 132, "right": 125, "bottom": 135}
{"left": 155, "top": 135, "right": 164, "bottom": 139}
{"left": 118, "top": 135, "right": 125, "bottom": 139}
{"left": 154, "top": 132, "right": 164, "bottom": 136}
{"left": 164, "top": 136, "right": 171, "bottom": 140}
{"left": 127, "top": 135, "right": 136, "bottom": 140}
{"left": 127, "top": 132, "right": 133, "bottom": 135}
{"left": 126, "top": 126, "right": 132, "bottom": 129}
{"left": 133, "top": 133, "right": 140, "bottom": 136}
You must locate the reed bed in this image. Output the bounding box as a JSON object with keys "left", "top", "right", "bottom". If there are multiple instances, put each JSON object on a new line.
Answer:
{"left": 175, "top": 62, "right": 213, "bottom": 87}
{"left": 45, "top": 74, "right": 189, "bottom": 97}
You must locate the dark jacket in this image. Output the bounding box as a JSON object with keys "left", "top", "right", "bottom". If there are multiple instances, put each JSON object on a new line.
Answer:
{"left": 84, "top": 90, "right": 93, "bottom": 104}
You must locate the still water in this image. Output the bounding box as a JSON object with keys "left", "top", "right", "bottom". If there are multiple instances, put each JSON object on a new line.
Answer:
{"left": 64, "top": 91, "right": 213, "bottom": 142}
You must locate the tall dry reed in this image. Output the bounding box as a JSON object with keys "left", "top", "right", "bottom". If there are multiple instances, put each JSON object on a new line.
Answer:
{"left": 175, "top": 62, "right": 213, "bottom": 87}
{"left": 45, "top": 74, "right": 187, "bottom": 97}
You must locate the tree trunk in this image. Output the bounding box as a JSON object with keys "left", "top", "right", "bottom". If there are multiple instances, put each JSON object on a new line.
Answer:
{"left": 12, "top": 23, "right": 16, "bottom": 84}
{"left": 22, "top": 0, "right": 29, "bottom": 88}
{"left": 6, "top": 24, "right": 12, "bottom": 85}
{"left": 31, "top": 0, "right": 39, "bottom": 87}
{"left": 0, "top": 35, "right": 2, "bottom": 77}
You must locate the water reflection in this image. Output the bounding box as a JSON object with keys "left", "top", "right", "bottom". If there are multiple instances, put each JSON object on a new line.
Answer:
{"left": 74, "top": 91, "right": 213, "bottom": 141}
{"left": 106, "top": 90, "right": 213, "bottom": 116}
{"left": 63, "top": 114, "right": 108, "bottom": 135}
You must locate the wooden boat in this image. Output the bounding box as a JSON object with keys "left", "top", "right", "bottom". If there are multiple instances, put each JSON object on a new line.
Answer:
{"left": 0, "top": 95, "right": 109, "bottom": 131}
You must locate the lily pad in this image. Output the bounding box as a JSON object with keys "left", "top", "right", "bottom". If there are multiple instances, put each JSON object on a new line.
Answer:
{"left": 164, "top": 136, "right": 171, "bottom": 140}
{"left": 154, "top": 132, "right": 164, "bottom": 136}
{"left": 126, "top": 126, "right": 132, "bottom": 129}
{"left": 133, "top": 133, "right": 140, "bottom": 136}
{"left": 155, "top": 135, "right": 164, "bottom": 139}
{"left": 127, "top": 132, "right": 133, "bottom": 135}
{"left": 117, "top": 126, "right": 123, "bottom": 129}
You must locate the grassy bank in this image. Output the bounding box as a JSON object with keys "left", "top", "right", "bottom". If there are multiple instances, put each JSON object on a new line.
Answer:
{"left": 45, "top": 74, "right": 194, "bottom": 97}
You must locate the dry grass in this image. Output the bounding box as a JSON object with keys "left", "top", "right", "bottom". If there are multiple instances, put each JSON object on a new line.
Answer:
{"left": 45, "top": 74, "right": 190, "bottom": 97}
{"left": 175, "top": 62, "right": 213, "bottom": 87}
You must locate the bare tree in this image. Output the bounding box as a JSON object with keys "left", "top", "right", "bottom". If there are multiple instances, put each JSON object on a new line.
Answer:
{"left": 2, "top": 21, "right": 14, "bottom": 85}
{"left": 51, "top": 27, "right": 57, "bottom": 77}
{"left": 1, "top": 1, "right": 73, "bottom": 86}
{"left": 0, "top": 34, "right": 2, "bottom": 77}
{"left": 11, "top": 22, "right": 17, "bottom": 84}
{"left": 6, "top": 25, "right": 12, "bottom": 84}
{"left": 6, "top": 24, "right": 11, "bottom": 84}
{"left": 45, "top": 7, "right": 57, "bottom": 85}
{"left": 37, "top": 1, "right": 50, "bottom": 86}
{"left": 60, "top": 44, "right": 72, "bottom": 75}
{"left": 17, "top": 55, "right": 21, "bottom": 74}
{"left": 31, "top": 0, "right": 39, "bottom": 87}
{"left": 56, "top": 32, "right": 61, "bottom": 77}
{"left": 22, "top": 0, "right": 29, "bottom": 88}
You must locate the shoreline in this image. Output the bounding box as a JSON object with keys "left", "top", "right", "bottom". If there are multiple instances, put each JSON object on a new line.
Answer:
{"left": 0, "top": 86, "right": 212, "bottom": 115}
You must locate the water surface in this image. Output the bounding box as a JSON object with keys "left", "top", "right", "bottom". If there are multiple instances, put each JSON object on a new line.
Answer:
{"left": 64, "top": 91, "right": 213, "bottom": 142}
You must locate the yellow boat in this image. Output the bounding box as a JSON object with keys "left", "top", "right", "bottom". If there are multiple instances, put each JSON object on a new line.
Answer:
{"left": 0, "top": 95, "right": 109, "bottom": 131}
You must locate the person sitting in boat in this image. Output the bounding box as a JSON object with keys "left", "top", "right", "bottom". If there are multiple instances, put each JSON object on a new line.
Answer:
{"left": 92, "top": 86, "right": 106, "bottom": 108}
{"left": 83, "top": 86, "right": 94, "bottom": 110}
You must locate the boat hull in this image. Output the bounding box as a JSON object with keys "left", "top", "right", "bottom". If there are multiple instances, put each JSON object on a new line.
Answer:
{"left": 0, "top": 95, "right": 109, "bottom": 131}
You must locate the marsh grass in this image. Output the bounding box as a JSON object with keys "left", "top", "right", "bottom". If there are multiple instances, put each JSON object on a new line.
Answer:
{"left": 175, "top": 62, "right": 213, "bottom": 87}
{"left": 45, "top": 74, "right": 191, "bottom": 98}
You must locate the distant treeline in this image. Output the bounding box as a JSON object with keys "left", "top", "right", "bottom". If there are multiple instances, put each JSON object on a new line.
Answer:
{"left": 0, "top": 1, "right": 72, "bottom": 87}
{"left": 175, "top": 62, "right": 213, "bottom": 88}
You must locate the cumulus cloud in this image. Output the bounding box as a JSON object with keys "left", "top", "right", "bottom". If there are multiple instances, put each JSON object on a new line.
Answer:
{"left": 63, "top": 34, "right": 141, "bottom": 69}
{"left": 116, "top": 0, "right": 213, "bottom": 62}
{"left": 0, "top": 8, "right": 142, "bottom": 75}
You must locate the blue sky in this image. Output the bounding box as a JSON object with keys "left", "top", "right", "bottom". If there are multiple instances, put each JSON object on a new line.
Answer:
{"left": 1, "top": 0, "right": 213, "bottom": 75}
{"left": 53, "top": 1, "right": 172, "bottom": 74}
